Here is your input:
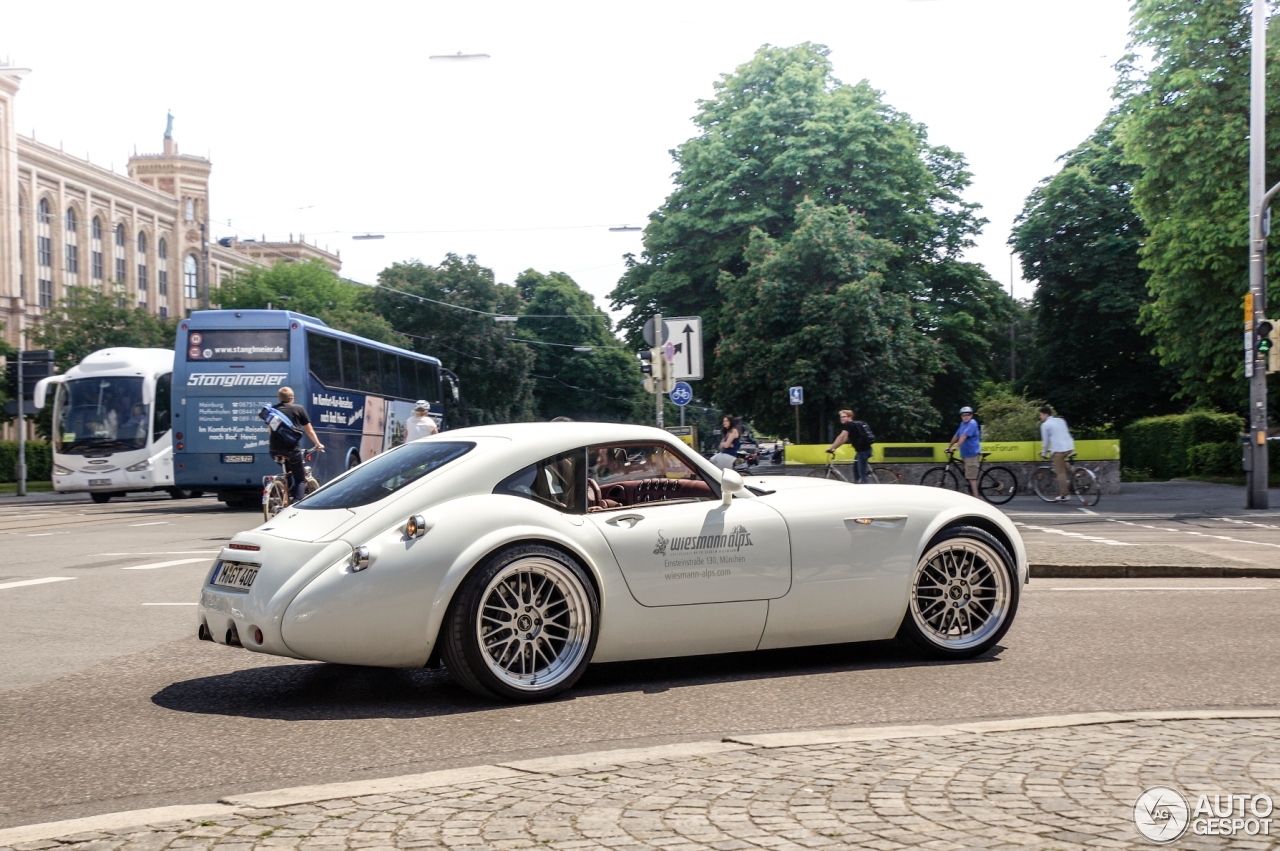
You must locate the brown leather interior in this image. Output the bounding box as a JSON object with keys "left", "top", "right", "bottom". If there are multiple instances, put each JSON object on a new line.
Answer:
{"left": 598, "top": 477, "right": 714, "bottom": 507}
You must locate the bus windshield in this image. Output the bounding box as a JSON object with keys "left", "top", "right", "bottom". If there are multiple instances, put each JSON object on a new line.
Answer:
{"left": 55, "top": 377, "right": 150, "bottom": 453}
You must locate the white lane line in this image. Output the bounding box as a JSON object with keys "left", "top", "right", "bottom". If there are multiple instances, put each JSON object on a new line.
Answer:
{"left": 1106, "top": 518, "right": 1280, "bottom": 550}
{"left": 104, "top": 551, "right": 219, "bottom": 556}
{"left": 122, "top": 558, "right": 210, "bottom": 571}
{"left": 1013, "top": 522, "right": 1134, "bottom": 546}
{"left": 26, "top": 532, "right": 55, "bottom": 537}
{"left": 142, "top": 602, "right": 198, "bottom": 606}
{"left": 0, "top": 577, "right": 75, "bottom": 591}
{"left": 1078, "top": 508, "right": 1099, "bottom": 515}
{"left": 1048, "top": 586, "right": 1272, "bottom": 592}
{"left": 1215, "top": 517, "right": 1280, "bottom": 530}
{"left": 128, "top": 521, "right": 170, "bottom": 527}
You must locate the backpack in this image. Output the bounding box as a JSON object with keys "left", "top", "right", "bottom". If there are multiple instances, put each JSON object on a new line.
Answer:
{"left": 853, "top": 420, "right": 875, "bottom": 451}
{"left": 259, "top": 404, "right": 303, "bottom": 449}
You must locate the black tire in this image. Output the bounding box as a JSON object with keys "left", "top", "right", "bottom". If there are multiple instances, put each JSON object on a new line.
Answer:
{"left": 168, "top": 488, "right": 195, "bottom": 500}
{"left": 919, "top": 466, "right": 959, "bottom": 490}
{"left": 897, "top": 525, "right": 1020, "bottom": 659}
{"left": 89, "top": 492, "right": 111, "bottom": 504}
{"left": 442, "top": 544, "right": 599, "bottom": 702}
{"left": 346, "top": 452, "right": 360, "bottom": 471}
{"left": 979, "top": 466, "right": 1018, "bottom": 505}
{"left": 1031, "top": 467, "right": 1061, "bottom": 502}
{"left": 1073, "top": 467, "right": 1101, "bottom": 507}
{"left": 807, "top": 465, "right": 841, "bottom": 480}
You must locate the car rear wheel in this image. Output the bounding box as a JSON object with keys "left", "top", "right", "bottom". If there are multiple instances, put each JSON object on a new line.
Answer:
{"left": 442, "top": 544, "right": 598, "bottom": 701}
{"left": 897, "top": 525, "right": 1018, "bottom": 659}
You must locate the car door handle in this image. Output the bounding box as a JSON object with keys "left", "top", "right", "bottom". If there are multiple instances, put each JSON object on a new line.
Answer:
{"left": 607, "top": 513, "right": 645, "bottom": 528}
{"left": 846, "top": 515, "right": 908, "bottom": 527}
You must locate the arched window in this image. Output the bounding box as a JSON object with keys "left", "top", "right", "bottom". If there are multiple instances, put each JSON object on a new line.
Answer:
{"left": 37, "top": 199, "right": 53, "bottom": 308}
{"left": 65, "top": 208, "right": 79, "bottom": 284}
{"left": 136, "top": 231, "right": 148, "bottom": 297}
{"left": 157, "top": 237, "right": 169, "bottom": 297}
{"left": 184, "top": 254, "right": 199, "bottom": 300}
{"left": 114, "top": 224, "right": 127, "bottom": 284}
{"left": 91, "top": 217, "right": 104, "bottom": 282}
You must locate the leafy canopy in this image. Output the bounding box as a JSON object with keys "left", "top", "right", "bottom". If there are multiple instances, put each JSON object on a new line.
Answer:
{"left": 34, "top": 286, "right": 178, "bottom": 374}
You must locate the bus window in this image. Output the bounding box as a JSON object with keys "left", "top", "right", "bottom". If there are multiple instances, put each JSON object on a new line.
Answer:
{"left": 417, "top": 360, "right": 440, "bottom": 403}
{"left": 309, "top": 333, "right": 342, "bottom": 388}
{"left": 339, "top": 341, "right": 359, "bottom": 391}
{"left": 153, "top": 373, "right": 172, "bottom": 440}
{"left": 381, "top": 351, "right": 401, "bottom": 398}
{"left": 358, "top": 344, "right": 381, "bottom": 394}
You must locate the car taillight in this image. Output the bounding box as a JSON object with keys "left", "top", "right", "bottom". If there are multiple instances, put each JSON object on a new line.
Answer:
{"left": 175, "top": 432, "right": 183, "bottom": 440}
{"left": 176, "top": 442, "right": 184, "bottom": 450}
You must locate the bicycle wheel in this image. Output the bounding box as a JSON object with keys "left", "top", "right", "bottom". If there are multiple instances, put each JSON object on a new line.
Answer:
{"left": 919, "top": 466, "right": 959, "bottom": 490}
{"left": 979, "top": 466, "right": 1018, "bottom": 505}
{"left": 870, "top": 466, "right": 902, "bottom": 484}
{"left": 1072, "top": 467, "right": 1101, "bottom": 507}
{"left": 808, "top": 464, "right": 845, "bottom": 481}
{"left": 1031, "top": 467, "right": 1061, "bottom": 502}
{"left": 262, "top": 480, "right": 288, "bottom": 521}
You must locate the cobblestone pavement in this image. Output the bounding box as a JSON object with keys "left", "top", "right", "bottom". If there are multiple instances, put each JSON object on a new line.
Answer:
{"left": 6, "top": 717, "right": 1279, "bottom": 851}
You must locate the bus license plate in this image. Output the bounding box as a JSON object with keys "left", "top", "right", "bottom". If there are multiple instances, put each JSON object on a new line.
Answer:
{"left": 223, "top": 455, "right": 253, "bottom": 464}
{"left": 89, "top": 478, "right": 112, "bottom": 486}
{"left": 211, "top": 561, "right": 258, "bottom": 590}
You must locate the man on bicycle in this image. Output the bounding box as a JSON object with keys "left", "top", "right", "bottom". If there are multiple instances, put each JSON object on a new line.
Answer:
{"left": 271, "top": 387, "right": 324, "bottom": 502}
{"left": 1038, "top": 405, "right": 1075, "bottom": 502}
{"left": 827, "top": 409, "right": 874, "bottom": 483}
{"left": 946, "top": 406, "right": 981, "bottom": 498}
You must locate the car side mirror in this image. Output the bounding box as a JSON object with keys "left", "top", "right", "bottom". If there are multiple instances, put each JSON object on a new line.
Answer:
{"left": 721, "top": 468, "right": 744, "bottom": 506}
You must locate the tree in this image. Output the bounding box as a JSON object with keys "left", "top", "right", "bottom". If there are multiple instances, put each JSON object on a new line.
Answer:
{"left": 514, "top": 270, "right": 645, "bottom": 422}
{"left": 1011, "top": 116, "right": 1178, "bottom": 428}
{"left": 369, "top": 255, "right": 536, "bottom": 425}
{"left": 610, "top": 42, "right": 1001, "bottom": 424}
{"left": 213, "top": 260, "right": 402, "bottom": 344}
{"left": 1116, "top": 1, "right": 1280, "bottom": 409}
{"left": 715, "top": 201, "right": 940, "bottom": 441}
{"left": 34, "top": 286, "right": 177, "bottom": 374}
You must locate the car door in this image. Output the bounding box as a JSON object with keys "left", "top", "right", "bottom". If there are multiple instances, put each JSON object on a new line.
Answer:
{"left": 585, "top": 442, "right": 791, "bottom": 606}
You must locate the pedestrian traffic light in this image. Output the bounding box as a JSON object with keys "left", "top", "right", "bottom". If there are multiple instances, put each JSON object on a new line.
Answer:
{"left": 1261, "top": 318, "right": 1280, "bottom": 374}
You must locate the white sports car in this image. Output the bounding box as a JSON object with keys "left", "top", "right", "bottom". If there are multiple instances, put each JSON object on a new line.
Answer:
{"left": 198, "top": 423, "right": 1026, "bottom": 701}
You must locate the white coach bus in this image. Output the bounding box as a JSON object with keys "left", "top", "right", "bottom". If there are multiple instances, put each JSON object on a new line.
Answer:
{"left": 34, "top": 347, "right": 194, "bottom": 504}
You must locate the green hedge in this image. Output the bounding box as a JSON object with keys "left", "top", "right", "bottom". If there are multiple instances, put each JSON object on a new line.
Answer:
{"left": 1121, "top": 412, "right": 1242, "bottom": 480}
{"left": 1187, "top": 442, "right": 1240, "bottom": 476}
{"left": 0, "top": 441, "right": 51, "bottom": 483}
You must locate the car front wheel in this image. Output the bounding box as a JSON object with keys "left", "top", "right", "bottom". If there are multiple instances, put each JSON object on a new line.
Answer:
{"left": 442, "top": 544, "right": 599, "bottom": 701}
{"left": 897, "top": 525, "right": 1018, "bottom": 659}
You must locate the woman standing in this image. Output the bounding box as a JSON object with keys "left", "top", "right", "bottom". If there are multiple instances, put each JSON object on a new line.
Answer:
{"left": 711, "top": 415, "right": 742, "bottom": 470}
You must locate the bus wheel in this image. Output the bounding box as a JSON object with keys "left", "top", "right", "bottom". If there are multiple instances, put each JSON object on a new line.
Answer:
{"left": 168, "top": 488, "right": 195, "bottom": 500}
{"left": 347, "top": 452, "right": 360, "bottom": 471}
{"left": 90, "top": 492, "right": 111, "bottom": 505}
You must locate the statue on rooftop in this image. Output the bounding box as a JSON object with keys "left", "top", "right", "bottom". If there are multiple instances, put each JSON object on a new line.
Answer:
{"left": 164, "top": 111, "right": 174, "bottom": 140}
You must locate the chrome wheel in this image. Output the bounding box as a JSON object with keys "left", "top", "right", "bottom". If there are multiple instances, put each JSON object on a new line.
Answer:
{"left": 909, "top": 534, "right": 1012, "bottom": 652}
{"left": 475, "top": 557, "right": 592, "bottom": 693}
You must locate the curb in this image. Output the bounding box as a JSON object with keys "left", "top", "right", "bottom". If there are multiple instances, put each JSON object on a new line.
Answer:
{"left": 4, "top": 708, "right": 1279, "bottom": 846}
{"left": 1030, "top": 564, "right": 1280, "bottom": 578}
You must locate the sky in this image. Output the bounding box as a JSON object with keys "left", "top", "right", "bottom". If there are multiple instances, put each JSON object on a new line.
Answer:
{"left": 5, "top": 0, "right": 1132, "bottom": 319}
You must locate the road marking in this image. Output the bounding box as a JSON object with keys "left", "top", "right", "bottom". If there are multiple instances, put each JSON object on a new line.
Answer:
{"left": 122, "top": 558, "right": 210, "bottom": 571}
{"left": 142, "top": 602, "right": 197, "bottom": 606}
{"left": 1215, "top": 517, "right": 1280, "bottom": 530}
{"left": 26, "top": 533, "right": 54, "bottom": 537}
{"left": 0, "top": 577, "right": 74, "bottom": 591}
{"left": 1047, "top": 586, "right": 1272, "bottom": 592}
{"left": 128, "top": 521, "right": 170, "bottom": 527}
{"left": 1106, "top": 518, "right": 1280, "bottom": 550}
{"left": 1013, "top": 522, "right": 1134, "bottom": 546}
{"left": 1078, "top": 508, "right": 1099, "bottom": 515}
{"left": 104, "top": 551, "right": 218, "bottom": 556}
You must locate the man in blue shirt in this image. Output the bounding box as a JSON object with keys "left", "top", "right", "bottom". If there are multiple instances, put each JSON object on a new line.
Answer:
{"left": 947, "top": 406, "right": 981, "bottom": 497}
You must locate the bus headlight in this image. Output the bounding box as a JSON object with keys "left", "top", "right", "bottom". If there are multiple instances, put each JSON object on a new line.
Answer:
{"left": 126, "top": 459, "right": 153, "bottom": 472}
{"left": 53, "top": 464, "right": 73, "bottom": 475}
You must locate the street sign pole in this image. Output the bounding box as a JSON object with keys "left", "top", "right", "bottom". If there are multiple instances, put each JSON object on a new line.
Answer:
{"left": 16, "top": 350, "right": 24, "bottom": 498}
{"left": 1248, "top": 0, "right": 1271, "bottom": 509}
{"left": 654, "top": 313, "right": 663, "bottom": 429}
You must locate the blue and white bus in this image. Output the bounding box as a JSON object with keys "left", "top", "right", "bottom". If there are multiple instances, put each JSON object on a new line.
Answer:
{"left": 172, "top": 309, "right": 455, "bottom": 507}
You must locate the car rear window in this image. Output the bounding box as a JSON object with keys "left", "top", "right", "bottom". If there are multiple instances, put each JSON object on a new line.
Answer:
{"left": 298, "top": 441, "right": 473, "bottom": 509}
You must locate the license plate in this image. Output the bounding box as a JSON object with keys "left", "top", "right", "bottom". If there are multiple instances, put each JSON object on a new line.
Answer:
{"left": 211, "top": 561, "right": 259, "bottom": 590}
{"left": 88, "top": 478, "right": 112, "bottom": 486}
{"left": 223, "top": 455, "right": 253, "bottom": 464}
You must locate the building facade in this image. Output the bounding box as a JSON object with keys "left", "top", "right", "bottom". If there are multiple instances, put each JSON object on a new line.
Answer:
{"left": 0, "top": 63, "right": 339, "bottom": 349}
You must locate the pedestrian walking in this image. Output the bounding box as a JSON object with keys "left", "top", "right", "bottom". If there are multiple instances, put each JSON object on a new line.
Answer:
{"left": 1039, "top": 405, "right": 1075, "bottom": 502}
{"left": 405, "top": 401, "right": 439, "bottom": 441}
{"left": 711, "top": 415, "right": 742, "bottom": 470}
{"left": 946, "top": 406, "right": 981, "bottom": 498}
{"left": 827, "top": 409, "right": 875, "bottom": 483}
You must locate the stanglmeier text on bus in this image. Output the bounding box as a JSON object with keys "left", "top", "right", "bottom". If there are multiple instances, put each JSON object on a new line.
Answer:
{"left": 172, "top": 310, "right": 458, "bottom": 508}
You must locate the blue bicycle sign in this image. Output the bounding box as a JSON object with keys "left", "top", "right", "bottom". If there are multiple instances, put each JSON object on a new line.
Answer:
{"left": 669, "top": 381, "right": 693, "bottom": 407}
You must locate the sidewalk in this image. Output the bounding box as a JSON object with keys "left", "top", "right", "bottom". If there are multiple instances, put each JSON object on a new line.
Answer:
{"left": 4, "top": 711, "right": 1277, "bottom": 850}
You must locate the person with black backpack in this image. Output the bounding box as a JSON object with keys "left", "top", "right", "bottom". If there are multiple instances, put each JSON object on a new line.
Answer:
{"left": 827, "top": 409, "right": 875, "bottom": 483}
{"left": 265, "top": 387, "right": 324, "bottom": 502}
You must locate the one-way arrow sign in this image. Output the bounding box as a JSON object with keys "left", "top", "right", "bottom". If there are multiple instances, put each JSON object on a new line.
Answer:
{"left": 662, "top": 316, "right": 702, "bottom": 380}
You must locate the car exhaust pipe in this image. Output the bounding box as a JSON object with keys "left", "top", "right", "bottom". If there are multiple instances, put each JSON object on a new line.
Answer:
{"left": 226, "top": 625, "right": 242, "bottom": 647}
{"left": 198, "top": 622, "right": 212, "bottom": 642}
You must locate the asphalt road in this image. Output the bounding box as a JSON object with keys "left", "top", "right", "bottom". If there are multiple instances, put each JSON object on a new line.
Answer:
{"left": 1, "top": 486, "right": 1279, "bottom": 830}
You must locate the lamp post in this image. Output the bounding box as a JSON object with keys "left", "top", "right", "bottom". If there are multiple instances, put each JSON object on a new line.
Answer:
{"left": 1248, "top": 0, "right": 1272, "bottom": 509}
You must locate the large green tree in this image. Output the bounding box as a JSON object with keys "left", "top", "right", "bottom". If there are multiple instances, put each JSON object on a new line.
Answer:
{"left": 370, "top": 255, "right": 536, "bottom": 425}
{"left": 1012, "top": 116, "right": 1178, "bottom": 428}
{"left": 514, "top": 269, "right": 644, "bottom": 422}
{"left": 34, "top": 286, "right": 178, "bottom": 374}
{"left": 213, "top": 259, "right": 402, "bottom": 344}
{"left": 611, "top": 42, "right": 1006, "bottom": 427}
{"left": 716, "top": 201, "right": 940, "bottom": 440}
{"left": 1117, "top": 1, "right": 1280, "bottom": 409}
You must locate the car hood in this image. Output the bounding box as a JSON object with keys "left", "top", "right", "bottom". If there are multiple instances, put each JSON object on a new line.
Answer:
{"left": 744, "top": 475, "right": 848, "bottom": 493}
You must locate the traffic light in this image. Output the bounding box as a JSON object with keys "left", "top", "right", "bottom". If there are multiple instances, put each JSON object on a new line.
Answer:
{"left": 1260, "top": 318, "right": 1280, "bottom": 374}
{"left": 4, "top": 350, "right": 56, "bottom": 401}
{"left": 640, "top": 347, "right": 673, "bottom": 393}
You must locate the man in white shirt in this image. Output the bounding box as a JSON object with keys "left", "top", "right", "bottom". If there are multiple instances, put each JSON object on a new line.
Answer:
{"left": 405, "top": 401, "right": 439, "bottom": 441}
{"left": 1039, "top": 406, "right": 1075, "bottom": 501}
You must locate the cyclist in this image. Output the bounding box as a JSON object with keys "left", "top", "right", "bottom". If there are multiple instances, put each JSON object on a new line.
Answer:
{"left": 826, "top": 409, "right": 874, "bottom": 483}
{"left": 270, "top": 387, "right": 324, "bottom": 502}
{"left": 1038, "top": 405, "right": 1075, "bottom": 502}
{"left": 946, "top": 406, "right": 981, "bottom": 498}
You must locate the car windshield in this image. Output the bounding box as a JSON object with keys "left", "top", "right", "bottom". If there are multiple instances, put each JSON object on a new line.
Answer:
{"left": 55, "top": 377, "right": 149, "bottom": 453}
{"left": 298, "top": 441, "right": 474, "bottom": 509}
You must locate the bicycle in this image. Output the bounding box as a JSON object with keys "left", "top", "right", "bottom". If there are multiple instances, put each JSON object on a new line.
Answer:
{"left": 807, "top": 451, "right": 903, "bottom": 484}
{"left": 919, "top": 449, "right": 1018, "bottom": 505}
{"left": 1032, "top": 451, "right": 1100, "bottom": 506}
{"left": 262, "top": 448, "right": 321, "bottom": 521}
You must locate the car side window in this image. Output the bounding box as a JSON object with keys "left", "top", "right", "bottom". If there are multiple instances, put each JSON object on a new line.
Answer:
{"left": 586, "top": 443, "right": 716, "bottom": 510}
{"left": 495, "top": 449, "right": 585, "bottom": 513}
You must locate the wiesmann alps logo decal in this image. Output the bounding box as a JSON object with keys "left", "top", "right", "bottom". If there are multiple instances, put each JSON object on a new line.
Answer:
{"left": 186, "top": 373, "right": 287, "bottom": 388}
{"left": 653, "top": 525, "right": 753, "bottom": 556}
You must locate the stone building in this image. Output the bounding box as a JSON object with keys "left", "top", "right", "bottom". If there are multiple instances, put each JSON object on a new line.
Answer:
{"left": 0, "top": 62, "right": 339, "bottom": 349}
